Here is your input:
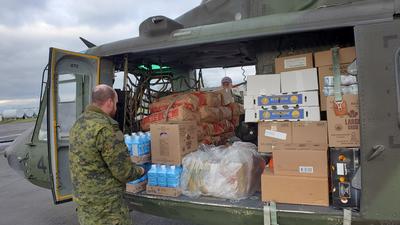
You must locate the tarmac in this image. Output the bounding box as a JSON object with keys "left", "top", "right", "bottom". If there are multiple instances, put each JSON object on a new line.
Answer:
{"left": 0, "top": 121, "right": 195, "bottom": 225}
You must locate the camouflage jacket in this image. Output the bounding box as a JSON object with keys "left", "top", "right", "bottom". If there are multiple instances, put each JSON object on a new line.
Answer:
{"left": 69, "top": 105, "right": 142, "bottom": 207}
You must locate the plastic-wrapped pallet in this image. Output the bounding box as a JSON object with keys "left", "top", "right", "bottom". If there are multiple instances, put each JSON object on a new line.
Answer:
{"left": 180, "top": 142, "right": 265, "bottom": 200}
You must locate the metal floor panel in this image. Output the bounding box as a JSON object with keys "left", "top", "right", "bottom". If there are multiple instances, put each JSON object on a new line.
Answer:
{"left": 127, "top": 191, "right": 344, "bottom": 216}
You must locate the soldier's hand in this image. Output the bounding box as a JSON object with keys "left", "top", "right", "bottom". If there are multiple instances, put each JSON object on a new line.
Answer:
{"left": 138, "top": 166, "right": 146, "bottom": 175}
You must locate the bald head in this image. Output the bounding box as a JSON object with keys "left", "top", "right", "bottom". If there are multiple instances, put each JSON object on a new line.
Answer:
{"left": 91, "top": 85, "right": 118, "bottom": 117}
{"left": 92, "top": 84, "right": 117, "bottom": 106}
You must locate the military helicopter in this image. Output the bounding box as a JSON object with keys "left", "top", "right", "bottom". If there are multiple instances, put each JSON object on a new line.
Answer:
{"left": 4, "top": 0, "right": 400, "bottom": 224}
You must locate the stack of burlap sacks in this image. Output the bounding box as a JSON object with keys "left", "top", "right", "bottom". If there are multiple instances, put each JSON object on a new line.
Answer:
{"left": 141, "top": 91, "right": 244, "bottom": 145}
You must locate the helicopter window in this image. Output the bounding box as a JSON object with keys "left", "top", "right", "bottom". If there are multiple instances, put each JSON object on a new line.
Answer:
{"left": 38, "top": 109, "right": 47, "bottom": 141}
{"left": 57, "top": 74, "right": 78, "bottom": 139}
{"left": 58, "top": 75, "right": 77, "bottom": 102}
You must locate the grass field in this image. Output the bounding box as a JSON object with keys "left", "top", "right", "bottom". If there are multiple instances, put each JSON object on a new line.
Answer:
{"left": 0, "top": 118, "right": 36, "bottom": 125}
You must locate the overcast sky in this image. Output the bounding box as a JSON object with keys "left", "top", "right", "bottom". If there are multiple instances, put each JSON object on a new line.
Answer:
{"left": 0, "top": 0, "right": 254, "bottom": 111}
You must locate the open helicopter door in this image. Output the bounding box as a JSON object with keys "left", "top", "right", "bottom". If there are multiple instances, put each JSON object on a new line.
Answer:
{"left": 47, "top": 48, "right": 100, "bottom": 203}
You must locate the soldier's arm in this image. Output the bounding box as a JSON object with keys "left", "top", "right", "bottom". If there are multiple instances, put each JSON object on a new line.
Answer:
{"left": 96, "top": 126, "right": 144, "bottom": 183}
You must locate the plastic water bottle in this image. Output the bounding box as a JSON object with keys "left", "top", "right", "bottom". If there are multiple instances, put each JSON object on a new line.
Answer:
{"left": 166, "top": 165, "right": 177, "bottom": 187}
{"left": 157, "top": 165, "right": 167, "bottom": 187}
{"left": 124, "top": 134, "right": 132, "bottom": 155}
{"left": 131, "top": 134, "right": 140, "bottom": 156}
{"left": 147, "top": 164, "right": 158, "bottom": 186}
{"left": 167, "top": 165, "right": 182, "bottom": 188}
{"left": 138, "top": 132, "right": 147, "bottom": 156}
{"left": 144, "top": 132, "right": 151, "bottom": 154}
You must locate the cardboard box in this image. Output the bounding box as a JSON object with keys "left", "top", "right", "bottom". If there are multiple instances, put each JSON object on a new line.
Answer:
{"left": 318, "top": 64, "right": 351, "bottom": 111}
{"left": 131, "top": 154, "right": 151, "bottom": 164}
{"left": 245, "top": 109, "right": 257, "bottom": 123}
{"left": 146, "top": 185, "right": 181, "bottom": 197}
{"left": 261, "top": 170, "right": 329, "bottom": 206}
{"left": 257, "top": 91, "right": 319, "bottom": 108}
{"left": 258, "top": 122, "right": 292, "bottom": 152}
{"left": 314, "top": 47, "right": 356, "bottom": 67}
{"left": 258, "top": 121, "right": 327, "bottom": 153}
{"left": 150, "top": 122, "right": 198, "bottom": 165}
{"left": 327, "top": 95, "right": 360, "bottom": 147}
{"left": 281, "top": 68, "right": 318, "bottom": 93}
{"left": 258, "top": 106, "right": 321, "bottom": 122}
{"left": 244, "top": 95, "right": 256, "bottom": 109}
{"left": 272, "top": 144, "right": 328, "bottom": 177}
{"left": 246, "top": 74, "right": 281, "bottom": 96}
{"left": 126, "top": 180, "right": 147, "bottom": 193}
{"left": 275, "top": 53, "right": 314, "bottom": 73}
{"left": 292, "top": 121, "right": 328, "bottom": 144}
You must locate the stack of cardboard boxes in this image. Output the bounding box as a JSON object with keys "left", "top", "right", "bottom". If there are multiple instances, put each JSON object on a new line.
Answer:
{"left": 126, "top": 121, "right": 199, "bottom": 196}
{"left": 146, "top": 121, "right": 198, "bottom": 197}
{"left": 260, "top": 121, "right": 329, "bottom": 206}
{"left": 315, "top": 47, "right": 357, "bottom": 111}
{"left": 244, "top": 54, "right": 320, "bottom": 122}
{"left": 252, "top": 47, "right": 361, "bottom": 207}
{"left": 316, "top": 47, "right": 361, "bottom": 209}
{"left": 126, "top": 133, "right": 151, "bottom": 194}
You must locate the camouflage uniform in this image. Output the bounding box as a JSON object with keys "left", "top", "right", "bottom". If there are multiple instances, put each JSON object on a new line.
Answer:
{"left": 69, "top": 105, "right": 142, "bottom": 225}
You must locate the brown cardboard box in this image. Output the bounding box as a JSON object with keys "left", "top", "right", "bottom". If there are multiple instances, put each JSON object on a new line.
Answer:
{"left": 272, "top": 144, "right": 328, "bottom": 178}
{"left": 318, "top": 64, "right": 351, "bottom": 111}
{"left": 258, "top": 122, "right": 292, "bottom": 152}
{"left": 126, "top": 180, "right": 147, "bottom": 193}
{"left": 131, "top": 154, "right": 151, "bottom": 164}
{"left": 258, "top": 121, "right": 327, "bottom": 153}
{"left": 292, "top": 121, "right": 328, "bottom": 144}
{"left": 275, "top": 53, "right": 314, "bottom": 73}
{"left": 314, "top": 47, "right": 356, "bottom": 67}
{"left": 327, "top": 95, "right": 360, "bottom": 147}
{"left": 146, "top": 185, "right": 181, "bottom": 197}
{"left": 261, "top": 170, "right": 329, "bottom": 206}
{"left": 150, "top": 122, "right": 198, "bottom": 165}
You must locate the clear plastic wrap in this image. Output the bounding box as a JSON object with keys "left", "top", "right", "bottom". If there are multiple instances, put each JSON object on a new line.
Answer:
{"left": 347, "top": 60, "right": 358, "bottom": 75}
{"left": 180, "top": 142, "right": 265, "bottom": 200}
{"left": 323, "top": 84, "right": 358, "bottom": 96}
{"left": 324, "top": 75, "right": 358, "bottom": 87}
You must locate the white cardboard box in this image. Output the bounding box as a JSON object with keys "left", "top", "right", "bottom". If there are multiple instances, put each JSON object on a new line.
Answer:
{"left": 245, "top": 106, "right": 321, "bottom": 122}
{"left": 281, "top": 68, "right": 318, "bottom": 93}
{"left": 245, "top": 109, "right": 258, "bottom": 123}
{"left": 244, "top": 95, "right": 256, "bottom": 109}
{"left": 244, "top": 91, "right": 319, "bottom": 109}
{"left": 246, "top": 74, "right": 281, "bottom": 96}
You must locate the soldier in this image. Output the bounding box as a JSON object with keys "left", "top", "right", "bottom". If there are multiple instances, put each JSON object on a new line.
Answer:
{"left": 220, "top": 76, "right": 235, "bottom": 105}
{"left": 69, "top": 84, "right": 144, "bottom": 225}
{"left": 221, "top": 76, "right": 233, "bottom": 89}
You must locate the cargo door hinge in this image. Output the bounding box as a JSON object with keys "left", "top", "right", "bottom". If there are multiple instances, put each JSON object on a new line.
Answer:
{"left": 264, "top": 201, "right": 279, "bottom": 225}
{"left": 343, "top": 209, "right": 352, "bottom": 225}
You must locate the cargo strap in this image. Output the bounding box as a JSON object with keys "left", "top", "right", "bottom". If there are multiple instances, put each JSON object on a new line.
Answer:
{"left": 343, "top": 209, "right": 352, "bottom": 225}
{"left": 264, "top": 202, "right": 279, "bottom": 225}
{"left": 332, "top": 47, "right": 342, "bottom": 102}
